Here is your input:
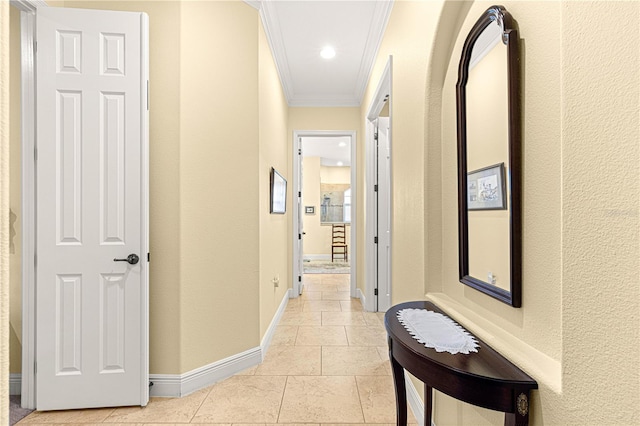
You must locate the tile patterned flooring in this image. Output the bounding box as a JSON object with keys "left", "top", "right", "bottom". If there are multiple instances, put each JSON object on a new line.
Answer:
{"left": 18, "top": 274, "right": 417, "bottom": 425}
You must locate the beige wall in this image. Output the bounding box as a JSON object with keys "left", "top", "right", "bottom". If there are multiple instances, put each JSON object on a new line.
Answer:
{"left": 11, "top": 0, "right": 285, "bottom": 376}
{"left": 288, "top": 107, "right": 360, "bottom": 131}
{"left": 437, "top": 3, "right": 563, "bottom": 423}
{"left": 178, "top": 0, "right": 260, "bottom": 373}
{"left": 258, "top": 17, "right": 290, "bottom": 338}
{"left": 430, "top": 1, "right": 639, "bottom": 425}
{"left": 362, "top": 0, "right": 638, "bottom": 424}
{"left": 1, "top": 1, "right": 10, "bottom": 421}
{"left": 559, "top": 1, "right": 638, "bottom": 423}
{"left": 321, "top": 165, "right": 351, "bottom": 185}
{"left": 360, "top": 0, "right": 446, "bottom": 303}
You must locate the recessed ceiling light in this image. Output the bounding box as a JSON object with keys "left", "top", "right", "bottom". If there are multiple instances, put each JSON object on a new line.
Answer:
{"left": 337, "top": 161, "right": 344, "bottom": 166}
{"left": 320, "top": 46, "right": 336, "bottom": 59}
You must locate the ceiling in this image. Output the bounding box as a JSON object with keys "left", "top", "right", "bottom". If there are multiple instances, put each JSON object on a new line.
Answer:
{"left": 248, "top": 0, "right": 394, "bottom": 107}
{"left": 301, "top": 136, "right": 351, "bottom": 167}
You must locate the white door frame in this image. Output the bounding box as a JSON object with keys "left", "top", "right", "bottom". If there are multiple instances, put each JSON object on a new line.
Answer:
{"left": 11, "top": 0, "right": 44, "bottom": 409}
{"left": 365, "top": 56, "right": 392, "bottom": 312}
{"left": 13, "top": 0, "right": 150, "bottom": 408}
{"left": 292, "top": 130, "right": 357, "bottom": 299}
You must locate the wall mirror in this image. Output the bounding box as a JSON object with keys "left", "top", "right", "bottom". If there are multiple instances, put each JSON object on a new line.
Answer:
{"left": 456, "top": 5, "right": 522, "bottom": 307}
{"left": 320, "top": 183, "right": 351, "bottom": 224}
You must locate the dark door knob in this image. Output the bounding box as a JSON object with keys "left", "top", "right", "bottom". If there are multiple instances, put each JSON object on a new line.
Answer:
{"left": 114, "top": 254, "right": 140, "bottom": 265}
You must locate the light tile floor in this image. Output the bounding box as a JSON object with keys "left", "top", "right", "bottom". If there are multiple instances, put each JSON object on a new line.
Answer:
{"left": 18, "top": 274, "right": 417, "bottom": 425}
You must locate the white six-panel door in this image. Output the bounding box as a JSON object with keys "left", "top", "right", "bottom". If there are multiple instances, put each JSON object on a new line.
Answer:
{"left": 36, "top": 7, "right": 148, "bottom": 410}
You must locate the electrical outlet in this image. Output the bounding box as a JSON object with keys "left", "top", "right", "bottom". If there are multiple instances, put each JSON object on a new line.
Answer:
{"left": 272, "top": 275, "right": 280, "bottom": 288}
{"left": 488, "top": 272, "right": 497, "bottom": 285}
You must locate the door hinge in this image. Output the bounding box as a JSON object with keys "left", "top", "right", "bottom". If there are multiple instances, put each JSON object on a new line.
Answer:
{"left": 298, "top": 233, "right": 301, "bottom": 240}
{"left": 298, "top": 276, "right": 301, "bottom": 282}
{"left": 374, "top": 184, "right": 378, "bottom": 192}
{"left": 298, "top": 148, "right": 302, "bottom": 155}
{"left": 374, "top": 289, "right": 378, "bottom": 296}
{"left": 374, "top": 236, "right": 378, "bottom": 244}
{"left": 147, "top": 253, "right": 150, "bottom": 262}
{"left": 298, "top": 191, "right": 302, "bottom": 198}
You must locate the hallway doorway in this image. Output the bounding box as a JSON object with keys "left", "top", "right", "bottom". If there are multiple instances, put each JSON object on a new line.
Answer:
{"left": 365, "top": 57, "right": 392, "bottom": 312}
{"left": 292, "top": 131, "right": 356, "bottom": 300}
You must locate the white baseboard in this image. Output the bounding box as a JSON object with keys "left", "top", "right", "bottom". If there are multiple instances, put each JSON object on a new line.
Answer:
{"left": 357, "top": 287, "right": 366, "bottom": 310}
{"left": 11, "top": 291, "right": 290, "bottom": 400}
{"left": 150, "top": 290, "right": 290, "bottom": 397}
{"left": 10, "top": 373, "right": 21, "bottom": 395}
{"left": 260, "top": 289, "right": 291, "bottom": 361}
{"left": 150, "top": 346, "right": 262, "bottom": 397}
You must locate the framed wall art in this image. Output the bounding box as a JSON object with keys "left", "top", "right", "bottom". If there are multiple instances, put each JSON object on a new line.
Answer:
{"left": 270, "top": 167, "right": 287, "bottom": 214}
{"left": 467, "top": 163, "right": 506, "bottom": 210}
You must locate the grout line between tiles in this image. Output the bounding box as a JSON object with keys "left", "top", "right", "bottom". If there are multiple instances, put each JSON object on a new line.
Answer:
{"left": 100, "top": 407, "right": 118, "bottom": 423}
{"left": 276, "top": 375, "right": 289, "bottom": 423}
{"left": 186, "top": 383, "right": 213, "bottom": 424}
{"left": 353, "top": 374, "right": 367, "bottom": 424}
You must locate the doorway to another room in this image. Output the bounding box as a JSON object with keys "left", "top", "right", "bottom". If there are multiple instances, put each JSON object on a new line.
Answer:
{"left": 292, "top": 132, "right": 357, "bottom": 300}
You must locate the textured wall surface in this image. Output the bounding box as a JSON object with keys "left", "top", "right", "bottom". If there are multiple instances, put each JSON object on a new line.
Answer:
{"left": 258, "top": 16, "right": 290, "bottom": 338}
{"left": 1, "top": 0, "right": 11, "bottom": 422}
{"left": 560, "top": 1, "right": 639, "bottom": 423}
{"left": 431, "top": 1, "right": 639, "bottom": 424}
{"left": 179, "top": 1, "right": 260, "bottom": 372}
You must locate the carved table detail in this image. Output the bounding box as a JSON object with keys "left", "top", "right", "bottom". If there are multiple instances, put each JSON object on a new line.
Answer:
{"left": 385, "top": 301, "right": 538, "bottom": 426}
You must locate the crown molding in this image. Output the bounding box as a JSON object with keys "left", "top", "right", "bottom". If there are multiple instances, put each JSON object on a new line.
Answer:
{"left": 354, "top": 0, "right": 394, "bottom": 104}
{"left": 260, "top": 0, "right": 295, "bottom": 104}
{"left": 10, "top": 0, "right": 48, "bottom": 12}
{"left": 243, "top": 0, "right": 261, "bottom": 11}
{"left": 260, "top": 0, "right": 394, "bottom": 107}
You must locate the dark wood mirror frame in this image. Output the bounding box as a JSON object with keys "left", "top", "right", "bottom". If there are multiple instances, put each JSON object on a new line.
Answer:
{"left": 456, "top": 5, "right": 522, "bottom": 307}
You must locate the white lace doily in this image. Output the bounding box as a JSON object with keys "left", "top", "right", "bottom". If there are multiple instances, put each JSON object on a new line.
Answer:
{"left": 397, "top": 308, "right": 479, "bottom": 355}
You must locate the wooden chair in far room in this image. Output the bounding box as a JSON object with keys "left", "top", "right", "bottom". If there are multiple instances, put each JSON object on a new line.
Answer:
{"left": 331, "top": 224, "right": 348, "bottom": 262}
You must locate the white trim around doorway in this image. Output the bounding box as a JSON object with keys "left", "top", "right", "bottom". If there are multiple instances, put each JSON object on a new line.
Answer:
{"left": 365, "top": 56, "right": 392, "bottom": 312}
{"left": 292, "top": 130, "right": 357, "bottom": 300}
{"left": 10, "top": 0, "right": 43, "bottom": 409}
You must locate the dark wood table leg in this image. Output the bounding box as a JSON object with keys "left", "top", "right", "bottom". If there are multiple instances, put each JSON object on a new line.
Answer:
{"left": 504, "top": 391, "right": 530, "bottom": 426}
{"left": 424, "top": 384, "right": 433, "bottom": 426}
{"left": 505, "top": 412, "right": 529, "bottom": 426}
{"left": 389, "top": 338, "right": 407, "bottom": 426}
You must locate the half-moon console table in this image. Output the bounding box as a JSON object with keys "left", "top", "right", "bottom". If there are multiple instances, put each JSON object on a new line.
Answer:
{"left": 384, "top": 301, "right": 537, "bottom": 426}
